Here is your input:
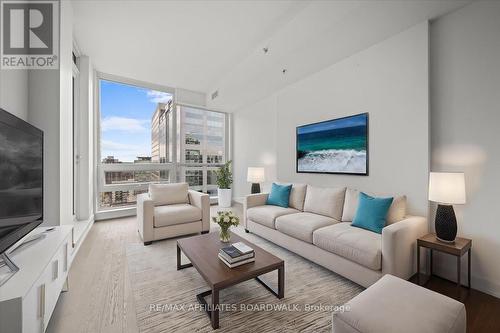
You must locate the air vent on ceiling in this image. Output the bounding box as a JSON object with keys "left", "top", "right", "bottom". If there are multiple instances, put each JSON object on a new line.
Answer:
{"left": 211, "top": 90, "right": 219, "bottom": 100}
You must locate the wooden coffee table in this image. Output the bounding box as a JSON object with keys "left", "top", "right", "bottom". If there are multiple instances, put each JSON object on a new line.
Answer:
{"left": 176, "top": 232, "right": 285, "bottom": 329}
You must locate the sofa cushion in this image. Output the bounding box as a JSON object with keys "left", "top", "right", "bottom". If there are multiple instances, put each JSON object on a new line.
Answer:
{"left": 275, "top": 212, "right": 337, "bottom": 243}
{"left": 153, "top": 204, "right": 201, "bottom": 227}
{"left": 303, "top": 186, "right": 346, "bottom": 220}
{"left": 246, "top": 205, "right": 299, "bottom": 229}
{"left": 149, "top": 183, "right": 189, "bottom": 206}
{"left": 342, "top": 188, "right": 407, "bottom": 225}
{"left": 313, "top": 222, "right": 382, "bottom": 270}
{"left": 333, "top": 274, "right": 466, "bottom": 333}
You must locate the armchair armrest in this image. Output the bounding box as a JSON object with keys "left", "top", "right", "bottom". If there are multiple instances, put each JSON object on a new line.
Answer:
{"left": 188, "top": 190, "right": 210, "bottom": 232}
{"left": 243, "top": 193, "right": 269, "bottom": 228}
{"left": 382, "top": 216, "right": 428, "bottom": 279}
{"left": 137, "top": 193, "right": 154, "bottom": 242}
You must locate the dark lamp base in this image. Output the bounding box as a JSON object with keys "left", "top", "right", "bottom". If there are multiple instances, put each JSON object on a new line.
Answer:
{"left": 251, "top": 183, "right": 261, "bottom": 194}
{"left": 435, "top": 204, "right": 458, "bottom": 243}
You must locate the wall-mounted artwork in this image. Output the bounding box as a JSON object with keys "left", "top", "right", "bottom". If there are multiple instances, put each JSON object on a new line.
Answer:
{"left": 296, "top": 113, "right": 368, "bottom": 175}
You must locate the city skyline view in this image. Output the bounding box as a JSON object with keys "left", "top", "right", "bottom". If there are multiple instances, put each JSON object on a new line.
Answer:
{"left": 100, "top": 79, "right": 172, "bottom": 162}
{"left": 98, "top": 79, "right": 227, "bottom": 209}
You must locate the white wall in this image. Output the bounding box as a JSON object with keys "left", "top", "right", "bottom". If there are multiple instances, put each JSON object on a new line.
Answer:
{"left": 233, "top": 95, "right": 278, "bottom": 197}
{"left": 430, "top": 0, "right": 500, "bottom": 297}
{"left": 175, "top": 88, "right": 206, "bottom": 107}
{"left": 234, "top": 22, "right": 430, "bottom": 216}
{"left": 276, "top": 22, "right": 429, "bottom": 216}
{"left": 0, "top": 70, "right": 29, "bottom": 120}
{"left": 28, "top": 70, "right": 60, "bottom": 226}
{"left": 58, "top": 0, "right": 74, "bottom": 225}
{"left": 27, "top": 0, "right": 74, "bottom": 226}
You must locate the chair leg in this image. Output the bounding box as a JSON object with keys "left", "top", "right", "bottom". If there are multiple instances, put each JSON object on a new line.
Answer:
{"left": 144, "top": 241, "right": 152, "bottom": 246}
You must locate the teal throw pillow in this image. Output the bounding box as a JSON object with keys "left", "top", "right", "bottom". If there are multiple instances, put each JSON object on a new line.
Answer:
{"left": 266, "top": 183, "right": 292, "bottom": 208}
{"left": 351, "top": 192, "right": 393, "bottom": 234}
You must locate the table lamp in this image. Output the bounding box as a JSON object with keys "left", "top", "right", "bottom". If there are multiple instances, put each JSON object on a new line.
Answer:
{"left": 428, "top": 172, "right": 466, "bottom": 243}
{"left": 247, "top": 167, "right": 265, "bottom": 194}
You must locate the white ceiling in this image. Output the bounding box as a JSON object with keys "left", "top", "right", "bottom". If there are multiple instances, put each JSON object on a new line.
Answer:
{"left": 73, "top": 0, "right": 470, "bottom": 111}
{"left": 72, "top": 0, "right": 307, "bottom": 93}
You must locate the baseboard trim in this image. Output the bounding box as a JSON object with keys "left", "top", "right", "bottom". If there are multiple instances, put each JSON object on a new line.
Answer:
{"left": 72, "top": 215, "right": 94, "bottom": 254}
{"left": 432, "top": 253, "right": 500, "bottom": 298}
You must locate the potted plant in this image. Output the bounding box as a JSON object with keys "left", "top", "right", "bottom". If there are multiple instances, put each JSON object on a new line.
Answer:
{"left": 216, "top": 160, "right": 233, "bottom": 208}
{"left": 212, "top": 210, "right": 240, "bottom": 242}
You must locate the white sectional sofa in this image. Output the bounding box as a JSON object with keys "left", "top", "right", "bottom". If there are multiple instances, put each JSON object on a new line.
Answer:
{"left": 243, "top": 184, "right": 428, "bottom": 287}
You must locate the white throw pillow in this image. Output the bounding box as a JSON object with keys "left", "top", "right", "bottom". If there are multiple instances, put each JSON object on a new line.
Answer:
{"left": 386, "top": 195, "right": 407, "bottom": 225}
{"left": 341, "top": 188, "right": 407, "bottom": 224}
{"left": 341, "top": 188, "right": 359, "bottom": 222}
{"left": 276, "top": 182, "right": 307, "bottom": 211}
{"left": 149, "top": 183, "right": 189, "bottom": 206}
{"left": 303, "top": 185, "right": 346, "bottom": 220}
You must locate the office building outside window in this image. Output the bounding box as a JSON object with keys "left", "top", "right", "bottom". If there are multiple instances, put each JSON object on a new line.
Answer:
{"left": 179, "top": 106, "right": 226, "bottom": 196}
{"left": 97, "top": 78, "right": 228, "bottom": 213}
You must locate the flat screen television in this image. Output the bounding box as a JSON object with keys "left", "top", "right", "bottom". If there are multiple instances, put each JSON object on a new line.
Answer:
{"left": 0, "top": 108, "right": 43, "bottom": 256}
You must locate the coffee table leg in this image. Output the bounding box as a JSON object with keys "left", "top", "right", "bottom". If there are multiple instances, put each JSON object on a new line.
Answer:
{"left": 176, "top": 244, "right": 193, "bottom": 270}
{"left": 255, "top": 263, "right": 285, "bottom": 299}
{"left": 211, "top": 287, "right": 219, "bottom": 329}
{"left": 278, "top": 264, "right": 285, "bottom": 299}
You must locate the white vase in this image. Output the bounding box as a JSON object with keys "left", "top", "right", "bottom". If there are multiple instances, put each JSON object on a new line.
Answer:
{"left": 217, "top": 188, "right": 232, "bottom": 208}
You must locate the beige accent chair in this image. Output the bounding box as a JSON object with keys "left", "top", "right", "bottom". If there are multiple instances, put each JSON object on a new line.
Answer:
{"left": 137, "top": 183, "right": 210, "bottom": 245}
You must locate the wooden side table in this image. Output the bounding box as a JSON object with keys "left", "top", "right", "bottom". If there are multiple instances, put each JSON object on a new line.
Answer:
{"left": 417, "top": 233, "right": 472, "bottom": 293}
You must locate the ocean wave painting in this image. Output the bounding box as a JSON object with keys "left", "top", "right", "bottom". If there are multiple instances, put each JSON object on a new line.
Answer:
{"left": 296, "top": 113, "right": 368, "bottom": 175}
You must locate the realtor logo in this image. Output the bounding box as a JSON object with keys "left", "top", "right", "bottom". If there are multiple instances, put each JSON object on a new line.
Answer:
{"left": 1, "top": 0, "right": 59, "bottom": 69}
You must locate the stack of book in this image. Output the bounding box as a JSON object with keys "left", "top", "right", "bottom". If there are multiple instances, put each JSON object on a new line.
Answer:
{"left": 218, "top": 242, "right": 255, "bottom": 268}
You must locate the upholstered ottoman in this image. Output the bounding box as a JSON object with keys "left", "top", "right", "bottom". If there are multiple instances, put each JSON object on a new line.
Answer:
{"left": 332, "top": 274, "right": 466, "bottom": 333}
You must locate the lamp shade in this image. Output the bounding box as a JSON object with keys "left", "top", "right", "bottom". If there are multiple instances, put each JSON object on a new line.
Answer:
{"left": 429, "top": 172, "right": 466, "bottom": 204}
{"left": 247, "top": 167, "right": 265, "bottom": 183}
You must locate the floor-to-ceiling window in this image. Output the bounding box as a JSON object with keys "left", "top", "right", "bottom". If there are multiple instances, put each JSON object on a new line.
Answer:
{"left": 96, "top": 74, "right": 229, "bottom": 217}
{"left": 97, "top": 77, "right": 174, "bottom": 213}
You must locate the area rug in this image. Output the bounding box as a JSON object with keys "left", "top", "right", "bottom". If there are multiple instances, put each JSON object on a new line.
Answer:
{"left": 126, "top": 227, "right": 363, "bottom": 332}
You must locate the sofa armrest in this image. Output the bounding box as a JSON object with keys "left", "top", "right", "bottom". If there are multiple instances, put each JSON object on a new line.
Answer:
{"left": 244, "top": 193, "right": 269, "bottom": 209}
{"left": 243, "top": 193, "right": 269, "bottom": 228}
{"left": 382, "top": 216, "right": 428, "bottom": 279}
{"left": 137, "top": 193, "right": 154, "bottom": 242}
{"left": 189, "top": 190, "right": 210, "bottom": 232}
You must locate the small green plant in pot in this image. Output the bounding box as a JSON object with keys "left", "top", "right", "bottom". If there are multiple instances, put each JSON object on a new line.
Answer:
{"left": 213, "top": 211, "right": 240, "bottom": 242}
{"left": 216, "top": 160, "right": 233, "bottom": 208}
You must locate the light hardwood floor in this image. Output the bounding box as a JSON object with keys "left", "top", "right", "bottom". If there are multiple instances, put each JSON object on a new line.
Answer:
{"left": 47, "top": 216, "right": 140, "bottom": 333}
{"left": 46, "top": 204, "right": 500, "bottom": 333}
{"left": 47, "top": 206, "right": 239, "bottom": 333}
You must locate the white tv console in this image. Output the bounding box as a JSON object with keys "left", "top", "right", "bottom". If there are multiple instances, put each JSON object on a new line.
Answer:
{"left": 0, "top": 226, "right": 74, "bottom": 333}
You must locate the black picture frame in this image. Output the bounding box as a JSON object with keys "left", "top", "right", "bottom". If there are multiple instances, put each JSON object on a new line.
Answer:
{"left": 296, "top": 112, "right": 369, "bottom": 176}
